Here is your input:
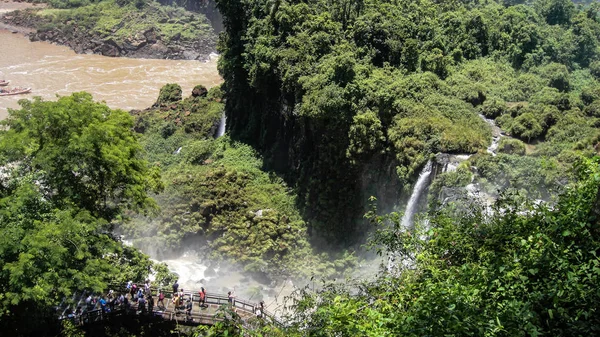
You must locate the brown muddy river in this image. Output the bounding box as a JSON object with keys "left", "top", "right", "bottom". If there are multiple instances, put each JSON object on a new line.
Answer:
{"left": 0, "top": 30, "right": 222, "bottom": 119}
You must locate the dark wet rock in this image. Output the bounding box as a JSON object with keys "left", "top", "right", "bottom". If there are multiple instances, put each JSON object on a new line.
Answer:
{"left": 143, "top": 28, "right": 157, "bottom": 44}
{"left": 100, "top": 38, "right": 121, "bottom": 57}
{"left": 192, "top": 84, "right": 208, "bottom": 97}
{"left": 183, "top": 50, "right": 200, "bottom": 60}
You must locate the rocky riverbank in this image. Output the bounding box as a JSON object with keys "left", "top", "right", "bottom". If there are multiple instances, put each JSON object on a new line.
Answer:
{"left": 0, "top": 2, "right": 217, "bottom": 60}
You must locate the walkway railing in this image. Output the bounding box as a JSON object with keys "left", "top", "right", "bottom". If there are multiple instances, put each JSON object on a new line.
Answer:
{"left": 57, "top": 283, "right": 282, "bottom": 327}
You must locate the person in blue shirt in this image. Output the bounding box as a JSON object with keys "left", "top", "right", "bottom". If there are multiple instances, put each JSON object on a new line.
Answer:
{"left": 99, "top": 297, "right": 108, "bottom": 313}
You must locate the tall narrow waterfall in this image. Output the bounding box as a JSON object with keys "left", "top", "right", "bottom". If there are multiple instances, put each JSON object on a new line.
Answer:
{"left": 216, "top": 112, "right": 227, "bottom": 138}
{"left": 400, "top": 160, "right": 433, "bottom": 228}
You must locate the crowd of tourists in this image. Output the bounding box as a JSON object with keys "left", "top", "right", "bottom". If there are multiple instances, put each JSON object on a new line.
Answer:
{"left": 62, "top": 279, "right": 268, "bottom": 325}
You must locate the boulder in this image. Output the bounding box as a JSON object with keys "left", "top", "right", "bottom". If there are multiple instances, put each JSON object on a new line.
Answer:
{"left": 100, "top": 38, "right": 122, "bottom": 57}
{"left": 150, "top": 41, "right": 168, "bottom": 54}
{"left": 124, "top": 33, "right": 147, "bottom": 50}
{"left": 101, "top": 44, "right": 120, "bottom": 57}
{"left": 183, "top": 50, "right": 200, "bottom": 60}
{"left": 143, "top": 28, "right": 157, "bottom": 44}
{"left": 192, "top": 85, "right": 208, "bottom": 97}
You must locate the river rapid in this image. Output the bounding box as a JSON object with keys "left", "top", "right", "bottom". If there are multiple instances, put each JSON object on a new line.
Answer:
{"left": 0, "top": 29, "right": 221, "bottom": 119}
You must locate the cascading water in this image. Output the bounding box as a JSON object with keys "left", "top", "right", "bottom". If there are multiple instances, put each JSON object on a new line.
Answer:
{"left": 478, "top": 114, "right": 502, "bottom": 156}
{"left": 216, "top": 112, "right": 226, "bottom": 137}
{"left": 387, "top": 161, "right": 433, "bottom": 272}
{"left": 400, "top": 160, "right": 433, "bottom": 228}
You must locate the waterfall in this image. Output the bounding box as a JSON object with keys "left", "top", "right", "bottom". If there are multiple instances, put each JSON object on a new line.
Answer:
{"left": 387, "top": 160, "right": 432, "bottom": 273}
{"left": 478, "top": 114, "right": 502, "bottom": 156}
{"left": 400, "top": 160, "right": 433, "bottom": 228}
{"left": 216, "top": 112, "right": 226, "bottom": 138}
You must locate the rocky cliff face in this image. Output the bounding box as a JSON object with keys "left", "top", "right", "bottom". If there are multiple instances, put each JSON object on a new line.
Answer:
{"left": 1, "top": 8, "right": 216, "bottom": 60}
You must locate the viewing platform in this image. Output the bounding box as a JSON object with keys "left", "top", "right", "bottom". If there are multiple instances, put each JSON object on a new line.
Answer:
{"left": 57, "top": 284, "right": 280, "bottom": 328}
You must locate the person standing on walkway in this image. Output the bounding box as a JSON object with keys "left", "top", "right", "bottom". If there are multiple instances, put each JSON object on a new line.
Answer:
{"left": 144, "top": 279, "right": 151, "bottom": 295}
{"left": 147, "top": 295, "right": 154, "bottom": 315}
{"left": 85, "top": 294, "right": 94, "bottom": 311}
{"left": 157, "top": 290, "right": 165, "bottom": 310}
{"left": 185, "top": 299, "right": 193, "bottom": 320}
{"left": 138, "top": 295, "right": 146, "bottom": 314}
{"left": 198, "top": 287, "right": 206, "bottom": 308}
{"left": 179, "top": 288, "right": 185, "bottom": 302}
{"left": 130, "top": 283, "right": 137, "bottom": 300}
{"left": 172, "top": 280, "right": 179, "bottom": 295}
{"left": 172, "top": 293, "right": 180, "bottom": 308}
{"left": 256, "top": 301, "right": 265, "bottom": 318}
{"left": 227, "top": 290, "right": 236, "bottom": 306}
{"left": 99, "top": 297, "right": 108, "bottom": 313}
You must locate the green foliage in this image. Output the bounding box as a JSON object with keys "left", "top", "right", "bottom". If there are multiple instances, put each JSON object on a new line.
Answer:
{"left": 511, "top": 112, "right": 544, "bottom": 142}
{"left": 216, "top": 0, "right": 600, "bottom": 242}
{"left": 283, "top": 157, "right": 600, "bottom": 336}
{"left": 534, "top": 0, "right": 575, "bottom": 25}
{"left": 122, "top": 90, "right": 351, "bottom": 281}
{"left": 346, "top": 110, "right": 385, "bottom": 164}
{"left": 155, "top": 83, "right": 183, "bottom": 107}
{"left": 535, "top": 62, "right": 571, "bottom": 91}
{"left": 0, "top": 92, "right": 162, "bottom": 219}
{"left": 498, "top": 137, "right": 527, "bottom": 155}
{"left": 0, "top": 93, "right": 164, "bottom": 336}
{"left": 480, "top": 99, "right": 507, "bottom": 119}
{"left": 469, "top": 152, "right": 568, "bottom": 199}
{"left": 34, "top": 0, "right": 214, "bottom": 46}
{"left": 428, "top": 165, "right": 473, "bottom": 204}
{"left": 589, "top": 60, "right": 600, "bottom": 79}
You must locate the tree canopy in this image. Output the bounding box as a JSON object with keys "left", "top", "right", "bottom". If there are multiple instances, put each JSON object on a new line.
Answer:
{"left": 216, "top": 0, "right": 600, "bottom": 242}
{"left": 0, "top": 93, "right": 165, "bottom": 336}
{"left": 0, "top": 92, "right": 162, "bottom": 220}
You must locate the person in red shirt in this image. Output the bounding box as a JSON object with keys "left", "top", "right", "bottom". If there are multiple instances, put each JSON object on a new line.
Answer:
{"left": 198, "top": 287, "right": 206, "bottom": 308}
{"left": 157, "top": 290, "right": 165, "bottom": 310}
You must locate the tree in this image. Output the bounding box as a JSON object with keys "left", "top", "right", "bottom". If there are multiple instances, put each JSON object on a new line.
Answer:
{"left": 0, "top": 92, "right": 163, "bottom": 220}
{"left": 535, "top": 0, "right": 575, "bottom": 25}
{"left": 0, "top": 93, "right": 166, "bottom": 336}
{"left": 346, "top": 110, "right": 385, "bottom": 163}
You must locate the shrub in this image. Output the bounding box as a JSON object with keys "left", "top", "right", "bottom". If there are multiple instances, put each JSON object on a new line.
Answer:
{"left": 155, "top": 83, "right": 182, "bottom": 107}
{"left": 498, "top": 138, "right": 526, "bottom": 155}
{"left": 509, "top": 112, "right": 544, "bottom": 142}
{"left": 584, "top": 100, "right": 600, "bottom": 117}
{"left": 480, "top": 99, "right": 507, "bottom": 119}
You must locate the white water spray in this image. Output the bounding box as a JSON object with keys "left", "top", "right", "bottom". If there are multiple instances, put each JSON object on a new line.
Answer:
{"left": 387, "top": 161, "right": 433, "bottom": 272}
{"left": 479, "top": 114, "right": 502, "bottom": 156}
{"left": 401, "top": 160, "right": 433, "bottom": 228}
{"left": 216, "top": 112, "right": 226, "bottom": 137}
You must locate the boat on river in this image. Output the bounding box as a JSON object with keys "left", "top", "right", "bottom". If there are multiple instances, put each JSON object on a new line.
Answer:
{"left": 0, "top": 80, "right": 9, "bottom": 86}
{"left": 0, "top": 87, "right": 31, "bottom": 96}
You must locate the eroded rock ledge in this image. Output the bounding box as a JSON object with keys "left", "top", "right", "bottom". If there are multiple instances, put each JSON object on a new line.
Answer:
{"left": 1, "top": 7, "right": 216, "bottom": 60}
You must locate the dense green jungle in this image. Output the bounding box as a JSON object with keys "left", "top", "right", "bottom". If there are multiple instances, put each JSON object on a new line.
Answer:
{"left": 1, "top": 0, "right": 600, "bottom": 336}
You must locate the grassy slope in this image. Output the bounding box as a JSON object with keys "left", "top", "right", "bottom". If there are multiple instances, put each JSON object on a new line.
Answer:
{"left": 34, "top": 0, "right": 214, "bottom": 45}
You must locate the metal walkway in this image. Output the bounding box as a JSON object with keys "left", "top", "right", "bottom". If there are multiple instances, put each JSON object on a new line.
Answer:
{"left": 57, "top": 285, "right": 279, "bottom": 327}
